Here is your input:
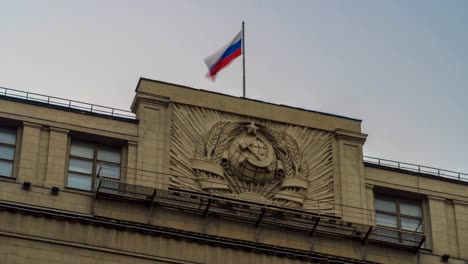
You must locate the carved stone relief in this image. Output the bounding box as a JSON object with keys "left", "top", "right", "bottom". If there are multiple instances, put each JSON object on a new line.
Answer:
{"left": 170, "top": 104, "right": 334, "bottom": 213}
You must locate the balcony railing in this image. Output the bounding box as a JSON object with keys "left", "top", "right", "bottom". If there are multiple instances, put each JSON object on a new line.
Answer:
{"left": 95, "top": 178, "right": 425, "bottom": 251}
{"left": 364, "top": 156, "right": 468, "bottom": 182}
{"left": 0, "top": 86, "right": 136, "bottom": 119}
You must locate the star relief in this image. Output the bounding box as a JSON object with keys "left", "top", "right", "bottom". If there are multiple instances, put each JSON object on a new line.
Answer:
{"left": 246, "top": 122, "right": 258, "bottom": 136}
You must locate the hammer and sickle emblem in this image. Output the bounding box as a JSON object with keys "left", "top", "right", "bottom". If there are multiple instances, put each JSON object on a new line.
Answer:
{"left": 238, "top": 137, "right": 275, "bottom": 169}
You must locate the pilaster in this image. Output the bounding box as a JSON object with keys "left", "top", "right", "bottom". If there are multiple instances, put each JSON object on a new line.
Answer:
{"left": 17, "top": 122, "right": 42, "bottom": 184}
{"left": 44, "top": 127, "right": 69, "bottom": 188}
{"left": 126, "top": 141, "right": 138, "bottom": 185}
{"left": 335, "top": 129, "right": 367, "bottom": 223}
{"left": 131, "top": 92, "right": 170, "bottom": 189}
{"left": 453, "top": 200, "right": 468, "bottom": 259}
{"left": 365, "top": 184, "right": 375, "bottom": 225}
{"left": 427, "top": 196, "right": 450, "bottom": 255}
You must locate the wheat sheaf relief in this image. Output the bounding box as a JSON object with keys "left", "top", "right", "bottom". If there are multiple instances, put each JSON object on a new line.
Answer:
{"left": 170, "top": 104, "right": 334, "bottom": 213}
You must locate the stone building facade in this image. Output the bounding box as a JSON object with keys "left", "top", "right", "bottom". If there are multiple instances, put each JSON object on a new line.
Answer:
{"left": 0, "top": 78, "right": 467, "bottom": 263}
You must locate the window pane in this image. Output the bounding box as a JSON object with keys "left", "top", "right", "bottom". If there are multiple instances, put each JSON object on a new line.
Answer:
{"left": 70, "top": 141, "right": 94, "bottom": 159}
{"left": 67, "top": 173, "right": 92, "bottom": 191}
{"left": 0, "top": 127, "right": 16, "bottom": 145}
{"left": 96, "top": 163, "right": 120, "bottom": 179}
{"left": 400, "top": 200, "right": 422, "bottom": 217}
{"left": 69, "top": 158, "right": 93, "bottom": 174}
{"left": 97, "top": 146, "right": 121, "bottom": 163}
{"left": 376, "top": 212, "right": 398, "bottom": 228}
{"left": 0, "top": 160, "right": 13, "bottom": 177}
{"left": 0, "top": 146, "right": 15, "bottom": 160}
{"left": 401, "top": 217, "right": 423, "bottom": 232}
{"left": 375, "top": 197, "right": 397, "bottom": 213}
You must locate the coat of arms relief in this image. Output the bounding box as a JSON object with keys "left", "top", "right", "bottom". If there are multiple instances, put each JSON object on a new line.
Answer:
{"left": 170, "top": 104, "right": 335, "bottom": 213}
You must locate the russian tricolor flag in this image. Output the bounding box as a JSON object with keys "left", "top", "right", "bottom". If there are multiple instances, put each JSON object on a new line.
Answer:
{"left": 205, "top": 32, "right": 242, "bottom": 80}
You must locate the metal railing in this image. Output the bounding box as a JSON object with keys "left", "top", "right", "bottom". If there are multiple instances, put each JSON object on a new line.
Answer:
{"left": 95, "top": 178, "right": 425, "bottom": 251}
{"left": 0, "top": 86, "right": 136, "bottom": 119}
{"left": 364, "top": 156, "right": 468, "bottom": 182}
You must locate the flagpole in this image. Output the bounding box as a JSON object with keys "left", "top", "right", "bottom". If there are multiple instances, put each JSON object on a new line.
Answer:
{"left": 242, "top": 21, "right": 246, "bottom": 98}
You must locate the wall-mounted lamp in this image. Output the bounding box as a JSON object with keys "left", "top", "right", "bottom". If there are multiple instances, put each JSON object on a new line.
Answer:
{"left": 441, "top": 254, "right": 450, "bottom": 262}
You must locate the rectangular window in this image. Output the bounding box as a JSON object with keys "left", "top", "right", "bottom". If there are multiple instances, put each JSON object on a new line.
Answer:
{"left": 67, "top": 140, "right": 121, "bottom": 191}
{"left": 375, "top": 195, "right": 423, "bottom": 233}
{"left": 0, "top": 127, "right": 17, "bottom": 177}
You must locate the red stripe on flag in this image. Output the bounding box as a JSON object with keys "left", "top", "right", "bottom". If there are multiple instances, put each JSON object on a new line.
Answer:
{"left": 209, "top": 48, "right": 242, "bottom": 78}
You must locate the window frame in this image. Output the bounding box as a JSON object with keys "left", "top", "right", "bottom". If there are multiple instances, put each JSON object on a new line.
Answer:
{"left": 67, "top": 140, "right": 122, "bottom": 191}
{"left": 0, "top": 127, "right": 18, "bottom": 178}
{"left": 375, "top": 195, "right": 424, "bottom": 233}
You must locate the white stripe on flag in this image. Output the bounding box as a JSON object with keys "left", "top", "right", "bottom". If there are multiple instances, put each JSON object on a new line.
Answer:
{"left": 205, "top": 32, "right": 242, "bottom": 70}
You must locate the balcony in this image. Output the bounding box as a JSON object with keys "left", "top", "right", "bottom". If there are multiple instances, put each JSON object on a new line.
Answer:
{"left": 95, "top": 178, "right": 425, "bottom": 251}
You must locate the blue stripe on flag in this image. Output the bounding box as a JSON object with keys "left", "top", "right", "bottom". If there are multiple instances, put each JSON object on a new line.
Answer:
{"left": 219, "top": 39, "right": 242, "bottom": 62}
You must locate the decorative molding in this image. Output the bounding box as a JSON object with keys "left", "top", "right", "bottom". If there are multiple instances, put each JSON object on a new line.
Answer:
{"left": 427, "top": 195, "right": 446, "bottom": 202}
{"left": 49, "top": 127, "right": 70, "bottom": 134}
{"left": 335, "top": 129, "right": 367, "bottom": 144}
{"left": 169, "top": 104, "right": 334, "bottom": 213}
{"left": 452, "top": 200, "right": 468, "bottom": 206}
{"left": 128, "top": 141, "right": 138, "bottom": 147}
{"left": 131, "top": 92, "right": 170, "bottom": 112}
{"left": 22, "top": 121, "right": 42, "bottom": 129}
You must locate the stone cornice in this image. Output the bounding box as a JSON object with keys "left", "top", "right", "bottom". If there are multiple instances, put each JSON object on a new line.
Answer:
{"left": 452, "top": 200, "right": 468, "bottom": 206}
{"left": 427, "top": 195, "right": 446, "bottom": 202}
{"left": 49, "top": 127, "right": 70, "bottom": 134}
{"left": 335, "top": 129, "right": 368, "bottom": 144}
{"left": 135, "top": 78, "right": 362, "bottom": 133}
{"left": 22, "top": 121, "right": 42, "bottom": 129}
{"left": 131, "top": 92, "right": 170, "bottom": 113}
{"left": 128, "top": 141, "right": 138, "bottom": 147}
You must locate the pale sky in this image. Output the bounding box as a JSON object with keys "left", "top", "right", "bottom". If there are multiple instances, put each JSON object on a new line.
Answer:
{"left": 1, "top": 0, "right": 467, "bottom": 173}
